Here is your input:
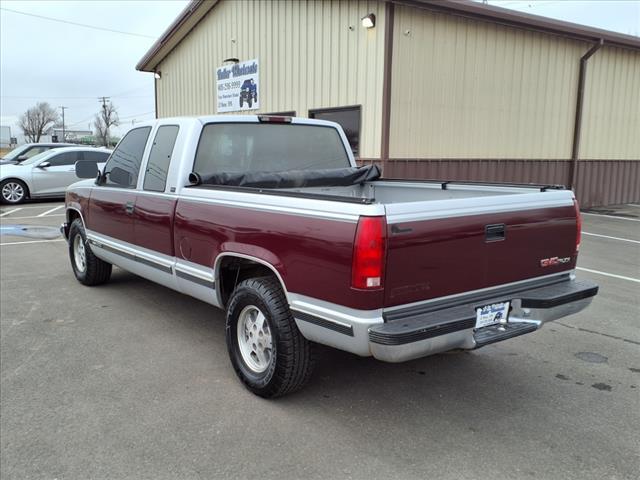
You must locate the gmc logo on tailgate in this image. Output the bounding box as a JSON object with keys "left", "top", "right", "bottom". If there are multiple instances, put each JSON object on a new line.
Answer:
{"left": 540, "top": 256, "right": 571, "bottom": 267}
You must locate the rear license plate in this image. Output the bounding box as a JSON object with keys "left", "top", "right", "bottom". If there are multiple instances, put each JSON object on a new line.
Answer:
{"left": 475, "top": 301, "right": 510, "bottom": 329}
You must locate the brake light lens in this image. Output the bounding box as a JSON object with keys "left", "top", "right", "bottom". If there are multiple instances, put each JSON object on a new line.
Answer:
{"left": 352, "top": 216, "right": 386, "bottom": 289}
{"left": 574, "top": 198, "right": 582, "bottom": 253}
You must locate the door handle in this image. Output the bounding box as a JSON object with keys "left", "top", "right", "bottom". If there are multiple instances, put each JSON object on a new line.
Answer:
{"left": 125, "top": 201, "right": 135, "bottom": 215}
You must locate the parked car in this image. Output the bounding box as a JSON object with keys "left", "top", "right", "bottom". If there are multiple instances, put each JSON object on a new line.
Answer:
{"left": 238, "top": 78, "right": 257, "bottom": 108}
{"left": 0, "top": 142, "right": 75, "bottom": 165}
{"left": 61, "top": 116, "right": 598, "bottom": 398}
{"left": 0, "top": 147, "right": 110, "bottom": 204}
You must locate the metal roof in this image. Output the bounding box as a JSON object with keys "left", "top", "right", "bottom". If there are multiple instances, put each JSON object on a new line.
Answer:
{"left": 136, "top": 0, "right": 640, "bottom": 72}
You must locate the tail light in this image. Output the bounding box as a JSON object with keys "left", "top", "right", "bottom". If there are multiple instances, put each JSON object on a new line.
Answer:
{"left": 351, "top": 216, "right": 386, "bottom": 289}
{"left": 574, "top": 198, "right": 582, "bottom": 253}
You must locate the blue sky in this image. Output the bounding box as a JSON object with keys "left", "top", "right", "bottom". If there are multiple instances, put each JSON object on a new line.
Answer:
{"left": 1, "top": 0, "right": 638, "bottom": 138}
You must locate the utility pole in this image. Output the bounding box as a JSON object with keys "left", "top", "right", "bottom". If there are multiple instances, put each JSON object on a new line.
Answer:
{"left": 59, "top": 106, "right": 67, "bottom": 142}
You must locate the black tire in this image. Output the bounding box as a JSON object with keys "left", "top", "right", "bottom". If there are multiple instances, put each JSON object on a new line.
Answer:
{"left": 239, "top": 97, "right": 244, "bottom": 107}
{"left": 0, "top": 179, "right": 28, "bottom": 204}
{"left": 247, "top": 98, "right": 252, "bottom": 108}
{"left": 68, "top": 219, "right": 112, "bottom": 286}
{"left": 226, "top": 277, "right": 315, "bottom": 398}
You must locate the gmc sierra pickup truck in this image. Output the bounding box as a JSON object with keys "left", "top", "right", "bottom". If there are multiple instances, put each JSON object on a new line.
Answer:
{"left": 62, "top": 115, "right": 598, "bottom": 398}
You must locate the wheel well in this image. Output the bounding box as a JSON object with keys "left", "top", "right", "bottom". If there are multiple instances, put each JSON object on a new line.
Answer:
{"left": 67, "top": 209, "right": 81, "bottom": 225}
{"left": 217, "top": 256, "right": 283, "bottom": 308}
{"left": 1, "top": 178, "right": 30, "bottom": 198}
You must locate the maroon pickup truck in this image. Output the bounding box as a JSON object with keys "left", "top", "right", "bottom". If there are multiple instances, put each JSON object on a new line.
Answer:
{"left": 62, "top": 116, "right": 598, "bottom": 397}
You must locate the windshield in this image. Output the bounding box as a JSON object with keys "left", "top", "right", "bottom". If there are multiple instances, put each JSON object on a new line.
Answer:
{"left": 193, "top": 123, "right": 350, "bottom": 176}
{"left": 18, "top": 150, "right": 54, "bottom": 166}
{"left": 2, "top": 145, "right": 30, "bottom": 160}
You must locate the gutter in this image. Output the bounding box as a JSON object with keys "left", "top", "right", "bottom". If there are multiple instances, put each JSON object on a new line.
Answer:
{"left": 568, "top": 39, "right": 604, "bottom": 190}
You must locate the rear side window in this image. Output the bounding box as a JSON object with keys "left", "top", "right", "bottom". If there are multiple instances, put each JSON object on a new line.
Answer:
{"left": 48, "top": 151, "right": 82, "bottom": 166}
{"left": 103, "top": 127, "right": 151, "bottom": 188}
{"left": 84, "top": 151, "right": 110, "bottom": 163}
{"left": 143, "top": 125, "right": 179, "bottom": 192}
{"left": 193, "top": 123, "right": 349, "bottom": 176}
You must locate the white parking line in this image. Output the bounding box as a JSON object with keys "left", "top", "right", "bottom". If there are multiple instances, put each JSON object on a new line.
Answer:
{"left": 0, "top": 239, "right": 65, "bottom": 246}
{"left": 0, "top": 204, "right": 63, "bottom": 210}
{"left": 582, "top": 232, "right": 640, "bottom": 244}
{"left": 581, "top": 212, "right": 640, "bottom": 222}
{"left": 37, "top": 205, "right": 65, "bottom": 217}
{"left": 0, "top": 208, "right": 22, "bottom": 217}
{"left": 0, "top": 214, "right": 65, "bottom": 220}
{"left": 576, "top": 267, "right": 640, "bottom": 284}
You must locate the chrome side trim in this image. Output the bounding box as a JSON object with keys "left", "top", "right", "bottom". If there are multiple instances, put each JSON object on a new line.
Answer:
{"left": 175, "top": 268, "right": 214, "bottom": 288}
{"left": 291, "top": 309, "right": 354, "bottom": 337}
{"left": 288, "top": 292, "right": 383, "bottom": 356}
{"left": 86, "top": 232, "right": 174, "bottom": 274}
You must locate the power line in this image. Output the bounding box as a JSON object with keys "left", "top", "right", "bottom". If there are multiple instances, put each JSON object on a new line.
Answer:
{"left": 0, "top": 7, "right": 157, "bottom": 39}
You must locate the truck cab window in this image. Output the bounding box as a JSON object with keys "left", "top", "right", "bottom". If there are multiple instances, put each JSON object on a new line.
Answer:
{"left": 194, "top": 123, "right": 350, "bottom": 176}
{"left": 143, "top": 125, "right": 179, "bottom": 192}
{"left": 103, "top": 127, "right": 151, "bottom": 188}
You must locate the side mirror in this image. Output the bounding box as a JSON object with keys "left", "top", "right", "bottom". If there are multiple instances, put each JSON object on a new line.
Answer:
{"left": 38, "top": 161, "right": 51, "bottom": 168}
{"left": 75, "top": 160, "right": 99, "bottom": 179}
{"left": 17, "top": 155, "right": 28, "bottom": 161}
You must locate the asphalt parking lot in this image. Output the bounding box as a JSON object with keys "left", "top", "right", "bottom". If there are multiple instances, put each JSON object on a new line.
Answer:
{"left": 1, "top": 201, "right": 638, "bottom": 480}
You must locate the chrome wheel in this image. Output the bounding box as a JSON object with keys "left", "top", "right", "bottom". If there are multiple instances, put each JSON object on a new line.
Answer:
{"left": 1, "top": 182, "right": 25, "bottom": 203}
{"left": 73, "top": 234, "right": 87, "bottom": 273}
{"left": 237, "top": 305, "right": 273, "bottom": 373}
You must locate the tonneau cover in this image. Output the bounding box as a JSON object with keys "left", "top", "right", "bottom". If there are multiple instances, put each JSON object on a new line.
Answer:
{"left": 190, "top": 164, "right": 381, "bottom": 189}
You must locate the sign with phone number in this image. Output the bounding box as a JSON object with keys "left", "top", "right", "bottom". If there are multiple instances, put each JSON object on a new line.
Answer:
{"left": 215, "top": 58, "right": 259, "bottom": 113}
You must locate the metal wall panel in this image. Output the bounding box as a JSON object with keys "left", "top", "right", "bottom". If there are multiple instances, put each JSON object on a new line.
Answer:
{"left": 388, "top": 5, "right": 586, "bottom": 159}
{"left": 156, "top": 0, "right": 386, "bottom": 158}
{"left": 581, "top": 46, "right": 640, "bottom": 160}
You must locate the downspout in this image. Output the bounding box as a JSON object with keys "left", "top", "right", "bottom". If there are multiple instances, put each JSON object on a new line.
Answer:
{"left": 154, "top": 74, "right": 159, "bottom": 119}
{"left": 380, "top": 1, "right": 395, "bottom": 170}
{"left": 569, "top": 38, "right": 603, "bottom": 190}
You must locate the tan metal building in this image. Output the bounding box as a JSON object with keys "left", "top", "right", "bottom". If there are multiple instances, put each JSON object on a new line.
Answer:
{"left": 137, "top": 0, "right": 640, "bottom": 207}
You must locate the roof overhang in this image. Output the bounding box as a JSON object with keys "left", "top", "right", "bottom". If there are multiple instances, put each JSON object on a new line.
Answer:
{"left": 398, "top": 0, "right": 640, "bottom": 50}
{"left": 137, "top": 0, "right": 640, "bottom": 73}
{"left": 136, "top": 0, "right": 218, "bottom": 72}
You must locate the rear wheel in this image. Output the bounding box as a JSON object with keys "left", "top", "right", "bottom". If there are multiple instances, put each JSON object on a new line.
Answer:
{"left": 226, "top": 277, "right": 315, "bottom": 398}
{"left": 1, "top": 179, "right": 28, "bottom": 204}
{"left": 68, "top": 219, "right": 112, "bottom": 286}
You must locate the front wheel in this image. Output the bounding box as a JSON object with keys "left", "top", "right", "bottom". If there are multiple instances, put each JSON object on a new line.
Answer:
{"left": 226, "top": 277, "right": 315, "bottom": 398}
{"left": 1, "top": 179, "right": 28, "bottom": 204}
{"left": 68, "top": 219, "right": 112, "bottom": 286}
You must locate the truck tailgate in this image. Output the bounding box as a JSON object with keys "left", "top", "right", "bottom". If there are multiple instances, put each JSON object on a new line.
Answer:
{"left": 383, "top": 193, "right": 578, "bottom": 308}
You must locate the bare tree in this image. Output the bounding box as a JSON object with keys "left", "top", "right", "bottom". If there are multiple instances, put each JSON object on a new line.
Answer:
{"left": 94, "top": 101, "right": 119, "bottom": 147}
{"left": 19, "top": 102, "right": 59, "bottom": 143}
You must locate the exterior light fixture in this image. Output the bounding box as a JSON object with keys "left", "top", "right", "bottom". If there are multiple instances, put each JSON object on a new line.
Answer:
{"left": 222, "top": 57, "right": 240, "bottom": 64}
{"left": 154, "top": 71, "right": 162, "bottom": 79}
{"left": 361, "top": 13, "right": 375, "bottom": 28}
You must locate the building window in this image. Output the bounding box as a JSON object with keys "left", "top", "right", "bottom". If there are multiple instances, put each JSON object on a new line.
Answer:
{"left": 309, "top": 106, "right": 361, "bottom": 156}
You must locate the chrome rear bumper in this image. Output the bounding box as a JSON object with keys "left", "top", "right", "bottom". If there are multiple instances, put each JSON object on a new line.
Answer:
{"left": 369, "top": 278, "right": 598, "bottom": 362}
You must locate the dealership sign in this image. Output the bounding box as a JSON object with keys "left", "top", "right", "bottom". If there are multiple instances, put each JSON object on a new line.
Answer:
{"left": 216, "top": 59, "right": 259, "bottom": 113}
